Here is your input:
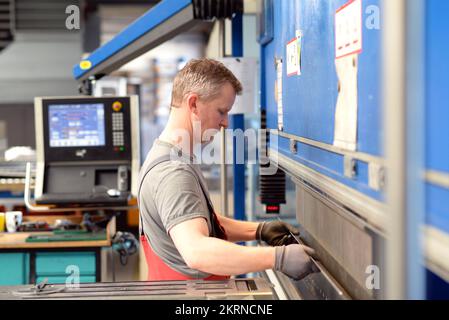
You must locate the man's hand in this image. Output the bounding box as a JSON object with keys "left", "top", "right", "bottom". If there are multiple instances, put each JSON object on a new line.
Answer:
{"left": 256, "top": 220, "right": 300, "bottom": 246}
{"left": 274, "top": 244, "right": 318, "bottom": 281}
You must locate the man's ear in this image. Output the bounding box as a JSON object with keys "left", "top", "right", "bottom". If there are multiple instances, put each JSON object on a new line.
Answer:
{"left": 186, "top": 94, "right": 199, "bottom": 114}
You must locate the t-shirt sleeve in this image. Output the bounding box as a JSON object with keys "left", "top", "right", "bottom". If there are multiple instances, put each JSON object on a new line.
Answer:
{"left": 145, "top": 165, "right": 210, "bottom": 234}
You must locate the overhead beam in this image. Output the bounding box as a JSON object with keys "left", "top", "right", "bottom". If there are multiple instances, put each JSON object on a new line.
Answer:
{"left": 73, "top": 0, "right": 194, "bottom": 81}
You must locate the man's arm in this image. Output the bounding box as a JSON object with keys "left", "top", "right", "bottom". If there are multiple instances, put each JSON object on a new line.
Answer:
{"left": 215, "top": 214, "right": 259, "bottom": 242}
{"left": 169, "top": 217, "right": 274, "bottom": 276}
{"left": 218, "top": 214, "right": 301, "bottom": 246}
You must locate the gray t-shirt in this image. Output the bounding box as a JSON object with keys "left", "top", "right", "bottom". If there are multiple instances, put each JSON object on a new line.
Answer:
{"left": 138, "top": 139, "right": 216, "bottom": 278}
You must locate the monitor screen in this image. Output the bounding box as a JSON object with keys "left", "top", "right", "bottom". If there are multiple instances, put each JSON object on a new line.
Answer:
{"left": 48, "top": 103, "right": 106, "bottom": 147}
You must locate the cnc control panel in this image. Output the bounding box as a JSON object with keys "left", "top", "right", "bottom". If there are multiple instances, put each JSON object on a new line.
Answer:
{"left": 34, "top": 96, "right": 140, "bottom": 206}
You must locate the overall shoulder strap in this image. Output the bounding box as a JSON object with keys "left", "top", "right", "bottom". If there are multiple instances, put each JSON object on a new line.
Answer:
{"left": 138, "top": 154, "right": 171, "bottom": 236}
{"left": 137, "top": 155, "right": 172, "bottom": 203}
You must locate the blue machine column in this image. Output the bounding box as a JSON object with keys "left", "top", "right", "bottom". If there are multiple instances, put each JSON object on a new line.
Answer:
{"left": 230, "top": 13, "right": 245, "bottom": 222}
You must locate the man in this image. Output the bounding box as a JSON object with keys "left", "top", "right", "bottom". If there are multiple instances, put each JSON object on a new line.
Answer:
{"left": 138, "top": 58, "right": 317, "bottom": 281}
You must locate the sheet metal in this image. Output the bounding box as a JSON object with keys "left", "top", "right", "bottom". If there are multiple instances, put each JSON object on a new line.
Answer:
{"left": 280, "top": 220, "right": 351, "bottom": 300}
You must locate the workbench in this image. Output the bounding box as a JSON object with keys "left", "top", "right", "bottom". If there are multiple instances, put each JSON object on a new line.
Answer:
{"left": 0, "top": 278, "right": 274, "bottom": 300}
{"left": 0, "top": 215, "right": 114, "bottom": 286}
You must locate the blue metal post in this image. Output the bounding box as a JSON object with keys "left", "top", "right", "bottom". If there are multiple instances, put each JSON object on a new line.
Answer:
{"left": 230, "top": 13, "right": 245, "bottom": 222}
{"left": 231, "top": 12, "right": 243, "bottom": 57}
{"left": 231, "top": 114, "right": 245, "bottom": 221}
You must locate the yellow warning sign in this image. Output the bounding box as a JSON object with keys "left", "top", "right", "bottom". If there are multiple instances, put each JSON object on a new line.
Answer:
{"left": 112, "top": 101, "right": 123, "bottom": 112}
{"left": 79, "top": 60, "right": 92, "bottom": 70}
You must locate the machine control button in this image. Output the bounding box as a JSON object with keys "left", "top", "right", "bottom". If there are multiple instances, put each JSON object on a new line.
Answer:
{"left": 112, "top": 101, "right": 123, "bottom": 112}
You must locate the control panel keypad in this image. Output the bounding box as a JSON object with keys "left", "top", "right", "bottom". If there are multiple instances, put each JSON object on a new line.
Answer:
{"left": 112, "top": 112, "right": 125, "bottom": 147}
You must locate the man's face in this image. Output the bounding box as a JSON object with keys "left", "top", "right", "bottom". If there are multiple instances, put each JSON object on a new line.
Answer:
{"left": 193, "top": 82, "right": 236, "bottom": 143}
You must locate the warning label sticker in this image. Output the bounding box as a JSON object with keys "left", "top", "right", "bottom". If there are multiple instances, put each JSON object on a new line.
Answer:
{"left": 335, "top": 0, "right": 363, "bottom": 59}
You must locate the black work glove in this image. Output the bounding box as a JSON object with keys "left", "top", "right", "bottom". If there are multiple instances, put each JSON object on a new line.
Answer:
{"left": 256, "top": 220, "right": 300, "bottom": 246}
{"left": 274, "top": 244, "right": 319, "bottom": 281}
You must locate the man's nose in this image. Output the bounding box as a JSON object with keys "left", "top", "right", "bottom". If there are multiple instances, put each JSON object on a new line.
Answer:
{"left": 220, "top": 115, "right": 229, "bottom": 129}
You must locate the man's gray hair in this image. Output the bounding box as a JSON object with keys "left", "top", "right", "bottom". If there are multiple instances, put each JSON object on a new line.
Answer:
{"left": 171, "top": 58, "right": 243, "bottom": 107}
